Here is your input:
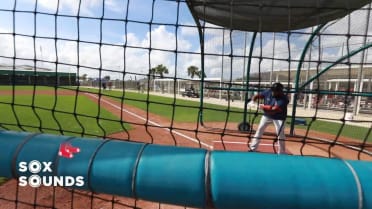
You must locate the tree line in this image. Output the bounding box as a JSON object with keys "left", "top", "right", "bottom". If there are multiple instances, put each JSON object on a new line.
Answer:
{"left": 79, "top": 65, "right": 206, "bottom": 82}
{"left": 149, "top": 64, "right": 206, "bottom": 79}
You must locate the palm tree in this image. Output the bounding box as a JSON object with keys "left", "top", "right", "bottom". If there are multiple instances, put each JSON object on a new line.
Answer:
{"left": 149, "top": 64, "right": 169, "bottom": 93}
{"left": 151, "top": 64, "right": 169, "bottom": 78}
{"left": 187, "top": 65, "right": 206, "bottom": 79}
{"left": 149, "top": 68, "right": 156, "bottom": 79}
{"left": 196, "top": 70, "right": 206, "bottom": 79}
{"left": 80, "top": 74, "right": 87, "bottom": 81}
{"left": 187, "top": 66, "right": 199, "bottom": 79}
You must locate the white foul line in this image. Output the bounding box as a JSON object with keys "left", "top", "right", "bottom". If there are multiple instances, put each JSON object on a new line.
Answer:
{"left": 212, "top": 140, "right": 278, "bottom": 147}
{"left": 86, "top": 93, "right": 213, "bottom": 149}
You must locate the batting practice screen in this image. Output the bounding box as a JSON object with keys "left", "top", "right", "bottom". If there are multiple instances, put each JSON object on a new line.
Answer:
{"left": 0, "top": 0, "right": 371, "bottom": 209}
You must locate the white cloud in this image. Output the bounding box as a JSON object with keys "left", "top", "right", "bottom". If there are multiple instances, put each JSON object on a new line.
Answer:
{"left": 180, "top": 25, "right": 199, "bottom": 37}
{"left": 139, "top": 25, "right": 192, "bottom": 52}
{"left": 0, "top": 34, "right": 14, "bottom": 58}
{"left": 126, "top": 33, "right": 140, "bottom": 46}
{"left": 1, "top": 3, "right": 372, "bottom": 81}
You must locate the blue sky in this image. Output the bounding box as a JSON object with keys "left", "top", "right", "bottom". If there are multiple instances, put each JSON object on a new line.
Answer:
{"left": 0, "top": 0, "right": 202, "bottom": 79}
{"left": 0, "top": 0, "right": 371, "bottom": 80}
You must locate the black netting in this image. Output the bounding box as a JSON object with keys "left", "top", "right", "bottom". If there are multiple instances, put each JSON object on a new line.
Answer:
{"left": 0, "top": 0, "right": 371, "bottom": 208}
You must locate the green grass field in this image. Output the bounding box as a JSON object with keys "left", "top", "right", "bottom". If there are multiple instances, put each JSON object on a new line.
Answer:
{"left": 78, "top": 87, "right": 371, "bottom": 142}
{"left": 1, "top": 86, "right": 371, "bottom": 142}
{"left": 78, "top": 87, "right": 247, "bottom": 123}
{"left": 0, "top": 85, "right": 55, "bottom": 91}
{"left": 0, "top": 87, "right": 129, "bottom": 137}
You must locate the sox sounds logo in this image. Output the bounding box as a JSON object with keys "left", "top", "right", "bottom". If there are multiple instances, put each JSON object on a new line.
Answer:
{"left": 18, "top": 143, "right": 84, "bottom": 188}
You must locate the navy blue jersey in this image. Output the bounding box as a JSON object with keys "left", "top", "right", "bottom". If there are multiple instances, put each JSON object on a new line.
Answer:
{"left": 260, "top": 89, "right": 289, "bottom": 120}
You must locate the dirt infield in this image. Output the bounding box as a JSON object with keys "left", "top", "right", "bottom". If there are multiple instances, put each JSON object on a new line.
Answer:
{"left": 0, "top": 89, "right": 371, "bottom": 209}
{"left": 83, "top": 93, "right": 371, "bottom": 161}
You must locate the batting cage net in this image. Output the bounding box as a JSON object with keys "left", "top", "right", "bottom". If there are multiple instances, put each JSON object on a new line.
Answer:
{"left": 0, "top": 0, "right": 371, "bottom": 209}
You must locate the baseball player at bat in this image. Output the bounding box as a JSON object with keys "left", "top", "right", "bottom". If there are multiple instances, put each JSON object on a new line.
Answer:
{"left": 250, "top": 82, "right": 289, "bottom": 154}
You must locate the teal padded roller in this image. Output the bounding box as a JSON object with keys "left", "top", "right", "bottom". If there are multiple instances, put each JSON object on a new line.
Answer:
{"left": 0, "top": 130, "right": 371, "bottom": 209}
{"left": 0, "top": 131, "right": 35, "bottom": 178}
{"left": 88, "top": 140, "right": 145, "bottom": 197}
{"left": 349, "top": 160, "right": 372, "bottom": 209}
{"left": 135, "top": 144, "right": 207, "bottom": 208}
{"left": 210, "top": 151, "right": 365, "bottom": 209}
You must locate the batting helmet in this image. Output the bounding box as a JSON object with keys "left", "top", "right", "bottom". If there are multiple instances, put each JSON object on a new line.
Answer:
{"left": 271, "top": 82, "right": 284, "bottom": 92}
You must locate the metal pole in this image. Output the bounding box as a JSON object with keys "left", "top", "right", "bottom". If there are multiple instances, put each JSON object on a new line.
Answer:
{"left": 220, "top": 29, "right": 225, "bottom": 100}
{"left": 242, "top": 32, "right": 257, "bottom": 125}
{"left": 300, "top": 43, "right": 372, "bottom": 90}
{"left": 304, "top": 28, "right": 313, "bottom": 109}
{"left": 290, "top": 24, "right": 325, "bottom": 136}
{"left": 354, "top": 4, "right": 371, "bottom": 115}
{"left": 270, "top": 32, "right": 276, "bottom": 85}
{"left": 242, "top": 32, "right": 247, "bottom": 101}
{"left": 185, "top": 0, "right": 206, "bottom": 126}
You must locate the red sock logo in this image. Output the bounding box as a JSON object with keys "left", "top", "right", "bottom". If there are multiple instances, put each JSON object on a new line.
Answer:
{"left": 58, "top": 142, "right": 80, "bottom": 158}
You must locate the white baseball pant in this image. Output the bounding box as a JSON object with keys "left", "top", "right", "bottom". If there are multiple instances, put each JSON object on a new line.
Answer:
{"left": 249, "top": 115, "right": 286, "bottom": 154}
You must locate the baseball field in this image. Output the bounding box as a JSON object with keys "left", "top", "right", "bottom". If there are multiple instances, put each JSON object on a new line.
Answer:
{"left": 0, "top": 85, "right": 370, "bottom": 154}
{"left": 1, "top": 85, "right": 371, "bottom": 209}
{"left": 77, "top": 86, "right": 371, "bottom": 141}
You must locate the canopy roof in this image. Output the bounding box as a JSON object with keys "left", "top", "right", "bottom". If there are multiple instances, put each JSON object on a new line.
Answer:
{"left": 187, "top": 0, "right": 372, "bottom": 32}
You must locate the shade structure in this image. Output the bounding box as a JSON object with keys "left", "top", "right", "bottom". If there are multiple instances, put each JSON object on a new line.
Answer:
{"left": 186, "top": 0, "right": 372, "bottom": 32}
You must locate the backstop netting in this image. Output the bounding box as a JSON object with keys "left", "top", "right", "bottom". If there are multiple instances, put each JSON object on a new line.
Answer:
{"left": 0, "top": 0, "right": 371, "bottom": 209}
